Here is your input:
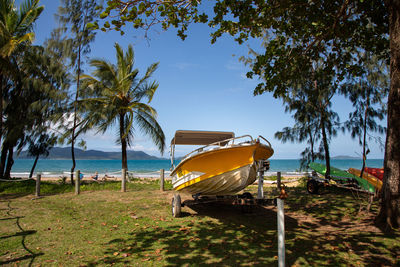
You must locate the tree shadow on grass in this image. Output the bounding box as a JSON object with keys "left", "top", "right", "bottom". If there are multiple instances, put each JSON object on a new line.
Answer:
{"left": 283, "top": 187, "right": 400, "bottom": 266}
{"left": 0, "top": 199, "right": 44, "bottom": 266}
{"left": 81, "top": 187, "right": 399, "bottom": 266}
{"left": 85, "top": 201, "right": 298, "bottom": 266}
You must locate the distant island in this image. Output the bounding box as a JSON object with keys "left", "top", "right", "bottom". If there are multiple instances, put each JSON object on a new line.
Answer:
{"left": 17, "top": 147, "right": 162, "bottom": 160}
{"left": 332, "top": 155, "right": 362, "bottom": 159}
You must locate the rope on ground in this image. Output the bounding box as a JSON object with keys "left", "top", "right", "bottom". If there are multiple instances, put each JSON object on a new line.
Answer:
{"left": 0, "top": 178, "right": 32, "bottom": 182}
{"left": 105, "top": 170, "right": 122, "bottom": 175}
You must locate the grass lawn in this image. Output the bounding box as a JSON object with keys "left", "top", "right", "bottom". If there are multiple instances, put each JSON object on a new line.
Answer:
{"left": 1, "top": 179, "right": 399, "bottom": 266}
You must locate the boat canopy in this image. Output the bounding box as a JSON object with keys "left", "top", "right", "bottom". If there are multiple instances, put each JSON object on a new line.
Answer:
{"left": 171, "top": 130, "right": 235, "bottom": 146}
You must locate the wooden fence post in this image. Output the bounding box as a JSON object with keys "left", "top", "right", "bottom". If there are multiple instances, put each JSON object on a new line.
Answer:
{"left": 75, "top": 170, "right": 80, "bottom": 195}
{"left": 277, "top": 171, "right": 281, "bottom": 190}
{"left": 35, "top": 174, "right": 41, "bottom": 197}
{"left": 121, "top": 168, "right": 126, "bottom": 192}
{"left": 160, "top": 169, "right": 165, "bottom": 191}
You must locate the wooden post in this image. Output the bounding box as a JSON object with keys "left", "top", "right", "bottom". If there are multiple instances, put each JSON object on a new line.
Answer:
{"left": 277, "top": 171, "right": 285, "bottom": 267}
{"left": 160, "top": 169, "right": 165, "bottom": 191}
{"left": 257, "top": 160, "right": 264, "bottom": 199}
{"left": 35, "top": 174, "right": 41, "bottom": 197}
{"left": 277, "top": 171, "right": 282, "bottom": 190}
{"left": 121, "top": 168, "right": 126, "bottom": 192}
{"left": 75, "top": 170, "right": 80, "bottom": 195}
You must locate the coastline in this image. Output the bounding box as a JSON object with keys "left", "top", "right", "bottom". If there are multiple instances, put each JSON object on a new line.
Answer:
{"left": 9, "top": 170, "right": 308, "bottom": 180}
{"left": 8, "top": 158, "right": 384, "bottom": 180}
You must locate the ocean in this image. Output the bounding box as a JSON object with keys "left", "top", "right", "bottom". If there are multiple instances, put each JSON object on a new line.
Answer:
{"left": 10, "top": 158, "right": 384, "bottom": 178}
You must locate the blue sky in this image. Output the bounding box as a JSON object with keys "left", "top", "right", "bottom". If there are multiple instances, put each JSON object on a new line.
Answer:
{"left": 30, "top": 0, "right": 386, "bottom": 159}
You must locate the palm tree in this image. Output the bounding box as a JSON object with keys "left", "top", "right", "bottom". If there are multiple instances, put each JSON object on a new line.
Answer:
{"left": 81, "top": 43, "right": 165, "bottom": 169}
{"left": 0, "top": 0, "right": 43, "bottom": 146}
{"left": 0, "top": 0, "right": 43, "bottom": 57}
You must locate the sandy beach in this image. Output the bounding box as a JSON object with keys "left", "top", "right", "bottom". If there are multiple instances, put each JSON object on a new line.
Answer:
{"left": 6, "top": 172, "right": 305, "bottom": 188}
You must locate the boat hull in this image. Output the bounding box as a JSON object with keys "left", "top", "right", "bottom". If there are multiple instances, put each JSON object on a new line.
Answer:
{"left": 348, "top": 168, "right": 382, "bottom": 191}
{"left": 308, "top": 162, "right": 375, "bottom": 193}
{"left": 364, "top": 167, "right": 384, "bottom": 181}
{"left": 171, "top": 143, "right": 273, "bottom": 196}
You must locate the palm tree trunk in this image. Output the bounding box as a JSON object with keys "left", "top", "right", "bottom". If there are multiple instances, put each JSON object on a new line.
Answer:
{"left": 119, "top": 113, "right": 128, "bottom": 170}
{"left": 29, "top": 155, "right": 40, "bottom": 179}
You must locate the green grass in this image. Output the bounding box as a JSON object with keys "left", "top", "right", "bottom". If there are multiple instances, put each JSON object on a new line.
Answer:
{"left": 1, "top": 180, "right": 399, "bottom": 266}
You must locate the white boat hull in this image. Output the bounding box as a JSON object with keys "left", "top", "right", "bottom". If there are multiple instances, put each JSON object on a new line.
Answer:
{"left": 173, "top": 163, "right": 257, "bottom": 196}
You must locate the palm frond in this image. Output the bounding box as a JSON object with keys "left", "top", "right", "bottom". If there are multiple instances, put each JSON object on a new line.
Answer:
{"left": 133, "top": 108, "right": 165, "bottom": 154}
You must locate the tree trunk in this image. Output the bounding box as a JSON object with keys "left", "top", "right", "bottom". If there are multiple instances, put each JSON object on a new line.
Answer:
{"left": 360, "top": 96, "right": 369, "bottom": 178}
{"left": 29, "top": 155, "right": 40, "bottom": 179}
{"left": 308, "top": 128, "right": 315, "bottom": 162}
{"left": 4, "top": 147, "right": 14, "bottom": 179}
{"left": 120, "top": 113, "right": 128, "bottom": 170}
{"left": 0, "top": 74, "right": 3, "bottom": 149}
{"left": 70, "top": 44, "right": 82, "bottom": 184}
{"left": 377, "top": 1, "right": 400, "bottom": 230}
{"left": 0, "top": 142, "right": 9, "bottom": 178}
{"left": 320, "top": 116, "right": 331, "bottom": 178}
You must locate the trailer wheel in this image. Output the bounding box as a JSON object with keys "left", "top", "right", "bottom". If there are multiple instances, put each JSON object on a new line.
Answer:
{"left": 172, "top": 194, "right": 181, "bottom": 218}
{"left": 307, "top": 180, "right": 319, "bottom": 194}
{"left": 241, "top": 192, "right": 254, "bottom": 199}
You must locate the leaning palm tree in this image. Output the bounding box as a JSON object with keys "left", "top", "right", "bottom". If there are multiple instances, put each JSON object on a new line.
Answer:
{"left": 81, "top": 43, "right": 165, "bottom": 169}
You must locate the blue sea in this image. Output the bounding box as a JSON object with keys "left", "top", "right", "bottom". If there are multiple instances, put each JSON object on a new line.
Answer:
{"left": 10, "top": 158, "right": 384, "bottom": 178}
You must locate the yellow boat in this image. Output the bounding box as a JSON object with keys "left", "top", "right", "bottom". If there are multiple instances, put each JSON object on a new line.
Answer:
{"left": 347, "top": 168, "right": 382, "bottom": 191}
{"left": 170, "top": 130, "right": 274, "bottom": 196}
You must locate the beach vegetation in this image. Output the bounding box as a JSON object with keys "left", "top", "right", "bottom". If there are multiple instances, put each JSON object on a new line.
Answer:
{"left": 0, "top": 36, "right": 69, "bottom": 179}
{"left": 268, "top": 61, "right": 338, "bottom": 172}
{"left": 98, "top": 0, "right": 400, "bottom": 230}
{"left": 25, "top": 134, "right": 58, "bottom": 179}
{"left": 0, "top": 0, "right": 43, "bottom": 176}
{"left": 80, "top": 43, "right": 165, "bottom": 170}
{"left": 50, "top": 0, "right": 99, "bottom": 185}
{"left": 341, "top": 53, "right": 389, "bottom": 178}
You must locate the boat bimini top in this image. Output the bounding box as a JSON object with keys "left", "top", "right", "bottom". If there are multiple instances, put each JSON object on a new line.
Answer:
{"left": 170, "top": 130, "right": 235, "bottom": 169}
{"left": 171, "top": 130, "right": 235, "bottom": 146}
